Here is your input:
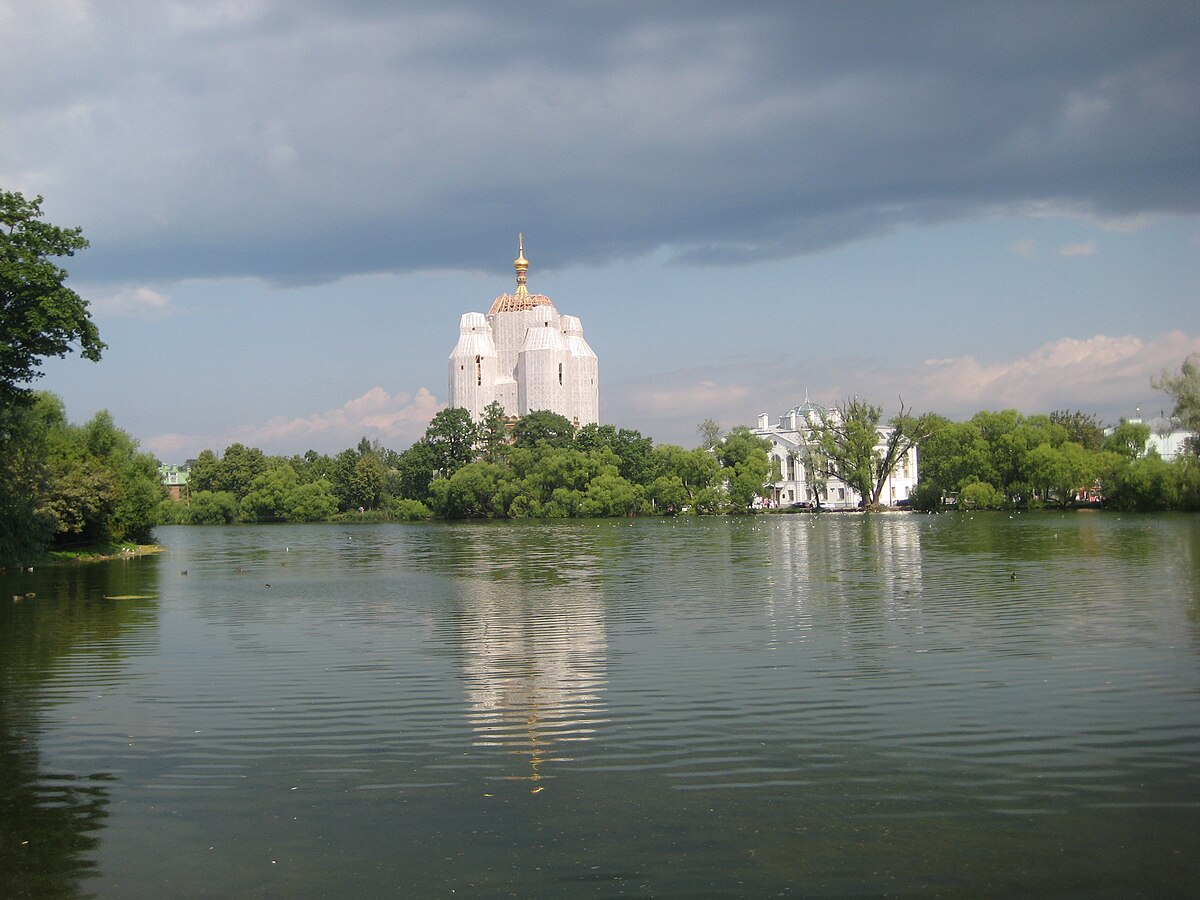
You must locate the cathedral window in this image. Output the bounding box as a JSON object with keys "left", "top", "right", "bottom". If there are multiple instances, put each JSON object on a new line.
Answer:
{"left": 475, "top": 355, "right": 482, "bottom": 386}
{"left": 558, "top": 363, "right": 563, "bottom": 385}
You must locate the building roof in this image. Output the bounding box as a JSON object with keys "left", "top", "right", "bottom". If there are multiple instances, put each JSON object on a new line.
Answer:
{"left": 489, "top": 292, "right": 553, "bottom": 314}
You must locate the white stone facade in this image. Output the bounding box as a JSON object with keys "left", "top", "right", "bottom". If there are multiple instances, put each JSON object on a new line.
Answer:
{"left": 1106, "top": 416, "right": 1196, "bottom": 460}
{"left": 449, "top": 239, "right": 598, "bottom": 425}
{"left": 752, "top": 401, "right": 919, "bottom": 509}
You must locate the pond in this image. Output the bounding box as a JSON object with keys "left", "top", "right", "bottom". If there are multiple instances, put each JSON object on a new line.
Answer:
{"left": 2, "top": 513, "right": 1199, "bottom": 897}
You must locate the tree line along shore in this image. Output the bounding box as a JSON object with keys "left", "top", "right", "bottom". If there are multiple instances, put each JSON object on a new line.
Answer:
{"left": 3, "top": 188, "right": 1199, "bottom": 568}
{"left": 5, "top": 387, "right": 1200, "bottom": 570}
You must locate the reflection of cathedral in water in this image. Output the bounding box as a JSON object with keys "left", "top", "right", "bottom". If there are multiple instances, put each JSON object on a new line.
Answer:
{"left": 453, "top": 574, "right": 608, "bottom": 786}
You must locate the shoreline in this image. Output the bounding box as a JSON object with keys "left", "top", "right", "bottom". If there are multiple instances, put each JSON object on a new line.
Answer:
{"left": 37, "top": 543, "right": 164, "bottom": 567}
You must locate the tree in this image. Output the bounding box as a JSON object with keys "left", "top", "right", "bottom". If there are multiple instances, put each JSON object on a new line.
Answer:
{"left": 966, "top": 410, "right": 1067, "bottom": 505}
{"left": 218, "top": 443, "right": 267, "bottom": 497}
{"left": 395, "top": 439, "right": 439, "bottom": 502}
{"left": 0, "top": 393, "right": 58, "bottom": 563}
{"left": 1102, "top": 420, "right": 1151, "bottom": 461}
{"left": 240, "top": 462, "right": 300, "bottom": 521}
{"left": 429, "top": 461, "right": 507, "bottom": 519}
{"left": 350, "top": 452, "right": 388, "bottom": 510}
{"left": 284, "top": 480, "right": 338, "bottom": 522}
{"left": 1, "top": 191, "right": 105, "bottom": 404}
{"left": 38, "top": 407, "right": 163, "bottom": 543}
{"left": 513, "top": 410, "right": 574, "bottom": 449}
{"left": 647, "top": 474, "right": 688, "bottom": 514}
{"left": 717, "top": 427, "right": 771, "bottom": 512}
{"left": 919, "top": 419, "right": 994, "bottom": 494}
{"left": 1049, "top": 410, "right": 1105, "bottom": 451}
{"left": 479, "top": 400, "right": 510, "bottom": 462}
{"left": 696, "top": 418, "right": 723, "bottom": 450}
{"left": 1026, "top": 441, "right": 1096, "bottom": 507}
{"left": 816, "top": 399, "right": 932, "bottom": 509}
{"left": 958, "top": 480, "right": 1005, "bottom": 510}
{"left": 185, "top": 490, "right": 239, "bottom": 524}
{"left": 575, "top": 423, "right": 655, "bottom": 484}
{"left": 187, "top": 449, "right": 222, "bottom": 494}
{"left": 581, "top": 472, "right": 645, "bottom": 517}
{"left": 1153, "top": 354, "right": 1200, "bottom": 453}
{"left": 424, "top": 408, "right": 480, "bottom": 475}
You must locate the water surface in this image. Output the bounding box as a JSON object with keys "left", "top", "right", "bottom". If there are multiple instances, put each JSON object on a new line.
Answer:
{"left": 3, "top": 513, "right": 1199, "bottom": 896}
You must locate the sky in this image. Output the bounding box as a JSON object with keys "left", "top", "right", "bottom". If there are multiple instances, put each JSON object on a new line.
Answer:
{"left": 3, "top": 0, "right": 1198, "bottom": 460}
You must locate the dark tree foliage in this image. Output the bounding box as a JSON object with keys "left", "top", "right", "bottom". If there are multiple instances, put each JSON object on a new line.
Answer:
{"left": 1049, "top": 410, "right": 1106, "bottom": 451}
{"left": 1, "top": 191, "right": 104, "bottom": 405}
{"left": 0, "top": 394, "right": 162, "bottom": 561}
{"left": 424, "top": 408, "right": 480, "bottom": 476}
{"left": 575, "top": 424, "right": 655, "bottom": 484}
{"left": 479, "top": 400, "right": 510, "bottom": 462}
{"left": 512, "top": 410, "right": 574, "bottom": 449}
{"left": 395, "top": 440, "right": 439, "bottom": 503}
{"left": 0, "top": 397, "right": 55, "bottom": 563}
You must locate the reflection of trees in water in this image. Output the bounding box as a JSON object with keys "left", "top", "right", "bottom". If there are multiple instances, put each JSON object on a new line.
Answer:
{"left": 430, "top": 523, "right": 608, "bottom": 787}
{"left": 0, "top": 557, "right": 159, "bottom": 897}
{"left": 0, "top": 743, "right": 112, "bottom": 898}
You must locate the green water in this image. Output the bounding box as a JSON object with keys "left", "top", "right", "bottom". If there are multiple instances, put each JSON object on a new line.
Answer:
{"left": 2, "top": 513, "right": 1199, "bottom": 897}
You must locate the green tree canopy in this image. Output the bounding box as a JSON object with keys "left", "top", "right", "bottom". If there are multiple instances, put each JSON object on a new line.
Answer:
{"left": 38, "top": 406, "right": 162, "bottom": 544}
{"left": 717, "top": 427, "right": 771, "bottom": 512}
{"left": 1102, "top": 420, "right": 1151, "bottom": 461}
{"left": 816, "top": 399, "right": 932, "bottom": 509}
{"left": 424, "top": 407, "right": 480, "bottom": 476}
{"left": 1, "top": 191, "right": 104, "bottom": 404}
{"left": 513, "top": 410, "right": 575, "bottom": 449}
{"left": 1049, "top": 410, "right": 1106, "bottom": 451}
{"left": 479, "top": 400, "right": 510, "bottom": 462}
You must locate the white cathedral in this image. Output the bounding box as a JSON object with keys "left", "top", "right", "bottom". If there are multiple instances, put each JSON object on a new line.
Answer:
{"left": 449, "top": 237, "right": 598, "bottom": 426}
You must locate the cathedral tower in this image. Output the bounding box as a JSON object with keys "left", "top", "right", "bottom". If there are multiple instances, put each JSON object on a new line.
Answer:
{"left": 448, "top": 237, "right": 598, "bottom": 426}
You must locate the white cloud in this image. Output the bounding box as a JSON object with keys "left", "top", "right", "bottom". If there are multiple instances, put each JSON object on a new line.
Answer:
{"left": 89, "top": 285, "right": 176, "bottom": 318}
{"left": 144, "top": 386, "right": 443, "bottom": 459}
{"left": 904, "top": 331, "right": 1200, "bottom": 418}
{"left": 1008, "top": 238, "right": 1037, "bottom": 257}
{"left": 1013, "top": 201, "right": 1153, "bottom": 234}
{"left": 607, "top": 331, "right": 1200, "bottom": 444}
{"left": 1058, "top": 241, "right": 1097, "bottom": 256}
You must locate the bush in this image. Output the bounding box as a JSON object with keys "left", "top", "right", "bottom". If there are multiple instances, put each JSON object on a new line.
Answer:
{"left": 185, "top": 490, "right": 239, "bottom": 524}
{"left": 959, "top": 480, "right": 1004, "bottom": 510}
{"left": 909, "top": 481, "right": 944, "bottom": 512}
{"left": 157, "top": 498, "right": 186, "bottom": 525}
{"left": 390, "top": 498, "right": 432, "bottom": 521}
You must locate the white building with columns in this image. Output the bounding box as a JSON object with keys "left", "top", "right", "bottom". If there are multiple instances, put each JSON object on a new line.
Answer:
{"left": 753, "top": 400, "right": 919, "bottom": 509}
{"left": 449, "top": 237, "right": 598, "bottom": 426}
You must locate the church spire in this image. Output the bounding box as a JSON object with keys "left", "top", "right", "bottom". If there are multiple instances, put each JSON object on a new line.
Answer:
{"left": 514, "top": 233, "right": 529, "bottom": 298}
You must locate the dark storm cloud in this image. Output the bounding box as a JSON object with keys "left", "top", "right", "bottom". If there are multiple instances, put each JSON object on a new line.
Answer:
{"left": 2, "top": 0, "right": 1197, "bottom": 284}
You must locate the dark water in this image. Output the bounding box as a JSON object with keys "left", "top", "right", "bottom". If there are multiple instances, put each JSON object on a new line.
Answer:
{"left": 2, "top": 513, "right": 1199, "bottom": 897}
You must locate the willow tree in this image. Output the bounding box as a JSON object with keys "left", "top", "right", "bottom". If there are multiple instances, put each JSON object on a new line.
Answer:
{"left": 816, "top": 398, "right": 932, "bottom": 510}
